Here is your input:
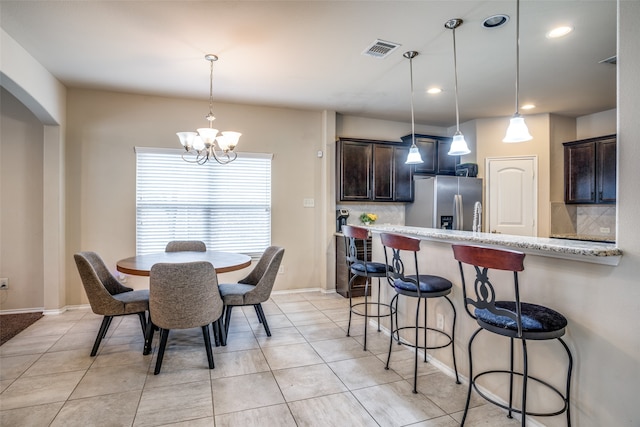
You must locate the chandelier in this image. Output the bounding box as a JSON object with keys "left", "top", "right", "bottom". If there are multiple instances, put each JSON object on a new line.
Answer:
{"left": 176, "top": 54, "right": 241, "bottom": 164}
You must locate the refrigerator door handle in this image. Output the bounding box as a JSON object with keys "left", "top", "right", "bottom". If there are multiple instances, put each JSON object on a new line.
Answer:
{"left": 454, "top": 194, "right": 463, "bottom": 230}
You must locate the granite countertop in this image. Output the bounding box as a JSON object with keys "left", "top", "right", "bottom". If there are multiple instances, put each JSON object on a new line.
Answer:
{"left": 365, "top": 225, "right": 622, "bottom": 266}
{"left": 550, "top": 233, "right": 615, "bottom": 243}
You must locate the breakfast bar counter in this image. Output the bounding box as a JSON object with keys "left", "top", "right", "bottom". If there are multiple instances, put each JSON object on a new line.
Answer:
{"left": 360, "top": 224, "right": 625, "bottom": 426}
{"left": 365, "top": 225, "right": 621, "bottom": 265}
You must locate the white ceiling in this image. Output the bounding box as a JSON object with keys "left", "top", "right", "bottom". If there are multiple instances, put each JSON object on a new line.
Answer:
{"left": 0, "top": 1, "right": 617, "bottom": 127}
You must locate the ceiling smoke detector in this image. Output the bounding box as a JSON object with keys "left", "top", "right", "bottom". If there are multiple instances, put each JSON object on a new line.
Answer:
{"left": 362, "top": 39, "right": 401, "bottom": 59}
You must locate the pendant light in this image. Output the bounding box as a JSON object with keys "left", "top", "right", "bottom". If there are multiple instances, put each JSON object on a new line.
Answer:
{"left": 503, "top": 0, "right": 533, "bottom": 143}
{"left": 404, "top": 51, "right": 424, "bottom": 165}
{"left": 445, "top": 18, "right": 471, "bottom": 156}
{"left": 176, "top": 54, "right": 241, "bottom": 164}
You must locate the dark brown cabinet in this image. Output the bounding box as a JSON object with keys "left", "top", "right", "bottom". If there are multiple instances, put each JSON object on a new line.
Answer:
{"left": 563, "top": 134, "right": 616, "bottom": 204}
{"left": 335, "top": 235, "right": 371, "bottom": 298}
{"left": 401, "top": 134, "right": 460, "bottom": 175}
{"left": 337, "top": 138, "right": 413, "bottom": 202}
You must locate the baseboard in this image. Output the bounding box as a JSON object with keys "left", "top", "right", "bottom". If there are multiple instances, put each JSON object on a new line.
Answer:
{"left": 271, "top": 287, "right": 337, "bottom": 296}
{"left": 0, "top": 307, "right": 45, "bottom": 315}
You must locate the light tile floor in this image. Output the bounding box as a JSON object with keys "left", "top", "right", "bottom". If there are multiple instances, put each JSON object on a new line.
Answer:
{"left": 0, "top": 292, "right": 521, "bottom": 426}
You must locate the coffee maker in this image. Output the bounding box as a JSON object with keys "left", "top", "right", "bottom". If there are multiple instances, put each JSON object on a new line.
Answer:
{"left": 336, "top": 209, "right": 349, "bottom": 232}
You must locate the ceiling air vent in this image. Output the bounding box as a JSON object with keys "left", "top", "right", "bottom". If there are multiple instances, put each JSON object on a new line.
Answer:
{"left": 599, "top": 55, "right": 617, "bottom": 65}
{"left": 362, "top": 39, "right": 401, "bottom": 59}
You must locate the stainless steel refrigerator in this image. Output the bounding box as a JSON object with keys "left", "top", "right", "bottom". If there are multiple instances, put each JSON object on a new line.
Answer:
{"left": 405, "top": 176, "right": 483, "bottom": 231}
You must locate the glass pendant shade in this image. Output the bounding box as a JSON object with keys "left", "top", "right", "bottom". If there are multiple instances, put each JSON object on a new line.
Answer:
{"left": 503, "top": 114, "right": 533, "bottom": 143}
{"left": 216, "top": 131, "right": 242, "bottom": 151}
{"left": 192, "top": 135, "right": 206, "bottom": 151}
{"left": 448, "top": 131, "right": 471, "bottom": 155}
{"left": 405, "top": 144, "right": 424, "bottom": 164}
{"left": 197, "top": 128, "right": 219, "bottom": 146}
{"left": 176, "top": 131, "right": 197, "bottom": 148}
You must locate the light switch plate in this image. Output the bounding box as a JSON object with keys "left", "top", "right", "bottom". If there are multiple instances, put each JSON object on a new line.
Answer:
{"left": 303, "top": 198, "right": 315, "bottom": 208}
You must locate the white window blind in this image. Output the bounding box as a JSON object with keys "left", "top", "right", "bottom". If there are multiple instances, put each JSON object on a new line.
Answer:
{"left": 135, "top": 148, "right": 272, "bottom": 257}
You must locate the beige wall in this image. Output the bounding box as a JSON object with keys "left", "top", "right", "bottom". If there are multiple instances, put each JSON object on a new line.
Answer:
{"left": 475, "top": 114, "right": 552, "bottom": 237}
{"left": 0, "top": 89, "right": 44, "bottom": 311}
{"left": 64, "top": 89, "right": 331, "bottom": 304}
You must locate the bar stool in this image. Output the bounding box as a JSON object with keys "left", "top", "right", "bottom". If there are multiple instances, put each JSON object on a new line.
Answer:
{"left": 451, "top": 244, "right": 572, "bottom": 426}
{"left": 342, "top": 225, "right": 393, "bottom": 351}
{"left": 380, "top": 232, "right": 459, "bottom": 393}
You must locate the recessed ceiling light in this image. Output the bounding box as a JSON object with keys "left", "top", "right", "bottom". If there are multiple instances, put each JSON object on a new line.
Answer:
{"left": 521, "top": 104, "right": 536, "bottom": 110}
{"left": 547, "top": 26, "right": 573, "bottom": 38}
{"left": 482, "top": 14, "right": 509, "bottom": 28}
{"left": 427, "top": 87, "right": 442, "bottom": 94}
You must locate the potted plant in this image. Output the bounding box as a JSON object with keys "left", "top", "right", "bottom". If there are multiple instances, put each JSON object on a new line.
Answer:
{"left": 360, "top": 213, "right": 378, "bottom": 225}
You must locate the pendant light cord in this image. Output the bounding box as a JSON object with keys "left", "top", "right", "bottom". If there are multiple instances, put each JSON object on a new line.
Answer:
{"left": 515, "top": 0, "right": 521, "bottom": 115}
{"left": 452, "top": 26, "right": 461, "bottom": 132}
{"left": 409, "top": 55, "right": 416, "bottom": 145}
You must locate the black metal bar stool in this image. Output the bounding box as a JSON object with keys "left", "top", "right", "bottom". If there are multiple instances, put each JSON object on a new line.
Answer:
{"left": 380, "top": 232, "right": 459, "bottom": 393}
{"left": 452, "top": 244, "right": 573, "bottom": 426}
{"left": 342, "top": 225, "right": 394, "bottom": 351}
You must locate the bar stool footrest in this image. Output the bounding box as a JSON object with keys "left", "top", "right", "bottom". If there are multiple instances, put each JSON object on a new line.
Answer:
{"left": 391, "top": 325, "right": 454, "bottom": 350}
{"left": 472, "top": 369, "right": 570, "bottom": 418}
{"left": 350, "top": 301, "right": 395, "bottom": 319}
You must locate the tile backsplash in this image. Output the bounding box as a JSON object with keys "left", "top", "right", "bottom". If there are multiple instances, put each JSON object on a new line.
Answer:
{"left": 335, "top": 203, "right": 405, "bottom": 229}
{"left": 551, "top": 202, "right": 616, "bottom": 239}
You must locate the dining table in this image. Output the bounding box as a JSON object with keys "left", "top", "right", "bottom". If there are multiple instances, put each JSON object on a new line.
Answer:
{"left": 116, "top": 250, "right": 252, "bottom": 276}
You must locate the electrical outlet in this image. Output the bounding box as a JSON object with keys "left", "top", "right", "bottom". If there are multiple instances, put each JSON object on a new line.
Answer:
{"left": 278, "top": 266, "right": 285, "bottom": 275}
{"left": 436, "top": 313, "right": 444, "bottom": 330}
{"left": 600, "top": 227, "right": 611, "bottom": 234}
{"left": 0, "top": 278, "right": 8, "bottom": 290}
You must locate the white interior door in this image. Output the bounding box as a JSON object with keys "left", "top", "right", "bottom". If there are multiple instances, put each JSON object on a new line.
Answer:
{"left": 486, "top": 156, "right": 537, "bottom": 237}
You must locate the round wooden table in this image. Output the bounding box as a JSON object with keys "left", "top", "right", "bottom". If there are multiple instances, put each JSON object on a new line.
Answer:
{"left": 116, "top": 251, "right": 252, "bottom": 276}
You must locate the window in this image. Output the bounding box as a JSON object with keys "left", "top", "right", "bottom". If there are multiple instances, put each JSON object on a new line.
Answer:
{"left": 135, "top": 147, "right": 272, "bottom": 257}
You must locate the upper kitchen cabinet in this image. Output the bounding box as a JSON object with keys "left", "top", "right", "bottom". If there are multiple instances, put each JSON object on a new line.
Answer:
{"left": 563, "top": 134, "right": 616, "bottom": 204}
{"left": 337, "top": 138, "right": 413, "bottom": 202}
{"left": 400, "top": 134, "right": 460, "bottom": 175}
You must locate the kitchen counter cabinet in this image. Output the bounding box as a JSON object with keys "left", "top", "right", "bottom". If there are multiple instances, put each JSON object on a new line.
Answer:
{"left": 337, "top": 138, "right": 412, "bottom": 202}
{"left": 564, "top": 134, "right": 616, "bottom": 204}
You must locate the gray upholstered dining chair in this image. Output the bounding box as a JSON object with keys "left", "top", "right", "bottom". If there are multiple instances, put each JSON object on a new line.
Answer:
{"left": 144, "top": 261, "right": 225, "bottom": 375}
{"left": 164, "top": 240, "right": 207, "bottom": 252}
{"left": 74, "top": 251, "right": 149, "bottom": 356}
{"left": 218, "top": 246, "right": 284, "bottom": 336}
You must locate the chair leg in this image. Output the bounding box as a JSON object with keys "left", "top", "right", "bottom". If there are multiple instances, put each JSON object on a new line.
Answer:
{"left": 90, "top": 316, "right": 112, "bottom": 356}
{"left": 508, "top": 337, "right": 515, "bottom": 418}
{"left": 346, "top": 275, "right": 356, "bottom": 338}
{"left": 217, "top": 318, "right": 227, "bottom": 346}
{"left": 137, "top": 312, "right": 147, "bottom": 335}
{"left": 202, "top": 325, "right": 215, "bottom": 369}
{"left": 143, "top": 319, "right": 155, "bottom": 355}
{"left": 376, "top": 277, "right": 382, "bottom": 332}
{"left": 363, "top": 277, "right": 369, "bottom": 351}
{"left": 445, "top": 296, "right": 460, "bottom": 383}
{"left": 412, "top": 297, "right": 421, "bottom": 393}
{"left": 559, "top": 337, "right": 573, "bottom": 427}
{"left": 461, "top": 327, "right": 482, "bottom": 426}
{"left": 254, "top": 305, "right": 263, "bottom": 323}
{"left": 212, "top": 319, "right": 221, "bottom": 347}
{"left": 423, "top": 298, "right": 428, "bottom": 363}
{"left": 385, "top": 293, "right": 397, "bottom": 371}
{"left": 256, "top": 304, "right": 271, "bottom": 337}
{"left": 154, "top": 328, "right": 170, "bottom": 375}
{"left": 224, "top": 305, "right": 233, "bottom": 335}
{"left": 521, "top": 339, "right": 528, "bottom": 427}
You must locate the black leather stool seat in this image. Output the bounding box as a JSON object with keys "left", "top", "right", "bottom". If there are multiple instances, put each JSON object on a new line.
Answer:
{"left": 350, "top": 261, "right": 390, "bottom": 276}
{"left": 393, "top": 274, "right": 453, "bottom": 295}
{"left": 475, "top": 301, "right": 567, "bottom": 339}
